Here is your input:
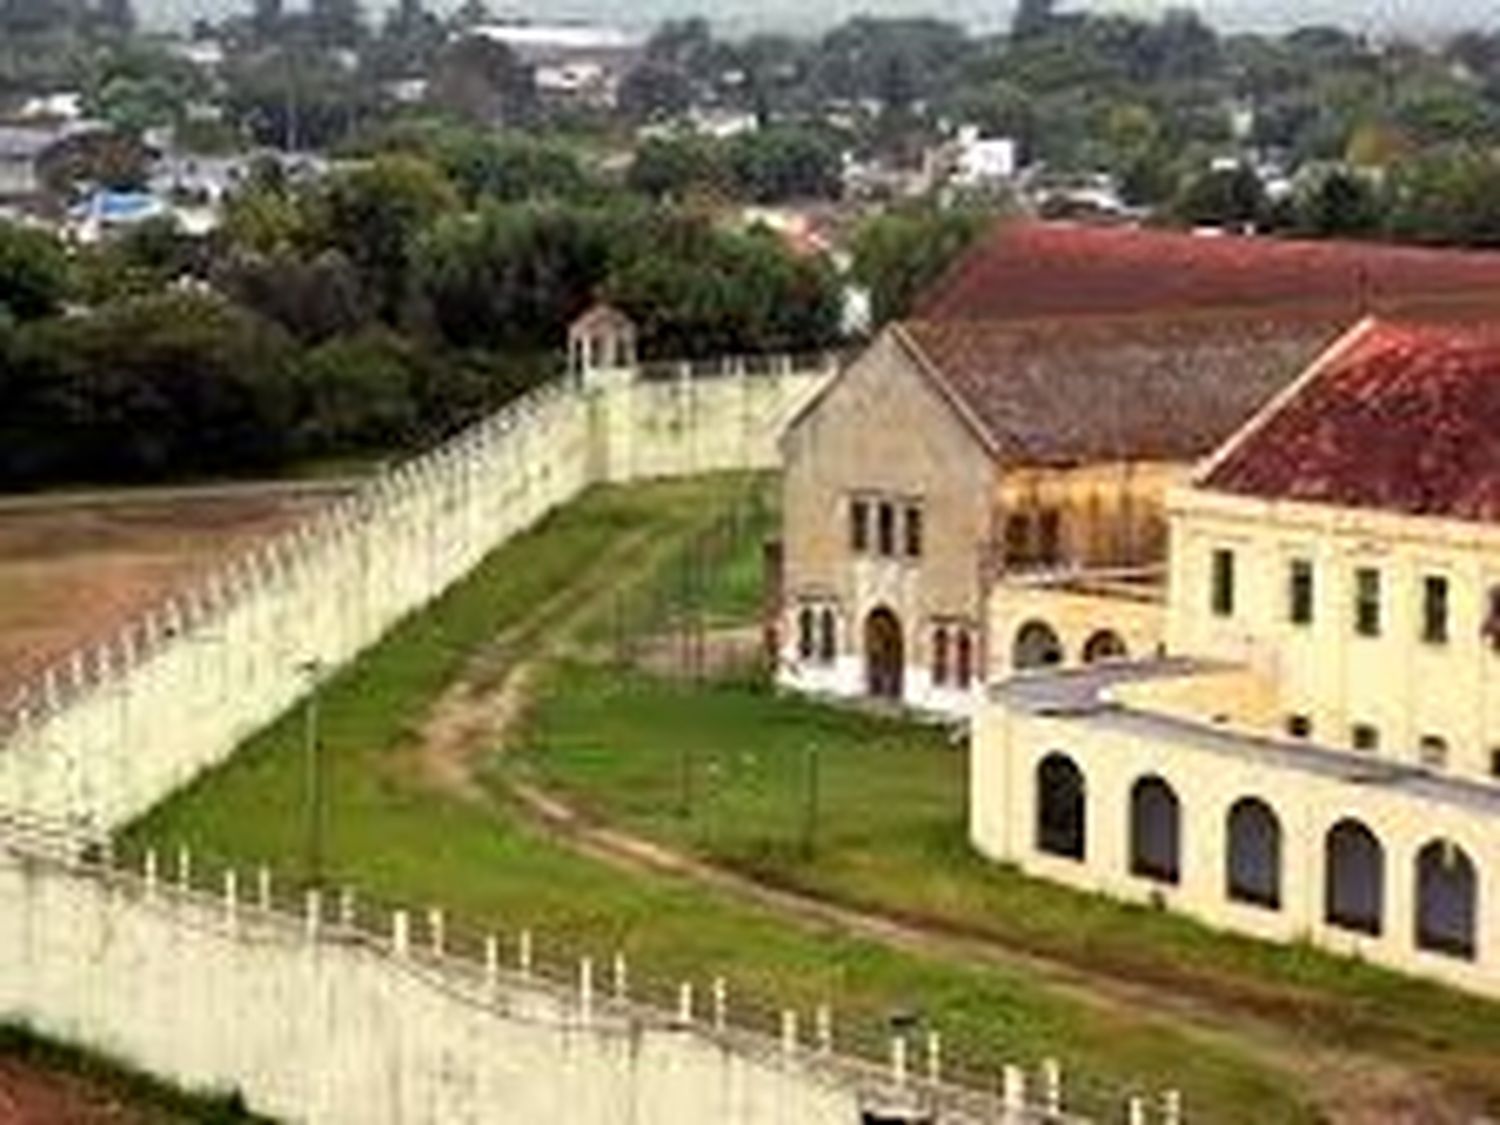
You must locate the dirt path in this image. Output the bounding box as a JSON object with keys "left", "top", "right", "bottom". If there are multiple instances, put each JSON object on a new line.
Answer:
{"left": 401, "top": 534, "right": 1473, "bottom": 1125}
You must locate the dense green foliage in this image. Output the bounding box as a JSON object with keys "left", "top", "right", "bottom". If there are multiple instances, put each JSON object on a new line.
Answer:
{"left": 850, "top": 204, "right": 993, "bottom": 325}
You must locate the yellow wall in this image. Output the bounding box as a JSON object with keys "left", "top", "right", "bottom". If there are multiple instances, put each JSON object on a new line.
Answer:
{"left": 986, "top": 577, "right": 1165, "bottom": 680}
{"left": 971, "top": 674, "right": 1500, "bottom": 999}
{"left": 1167, "top": 486, "right": 1500, "bottom": 781}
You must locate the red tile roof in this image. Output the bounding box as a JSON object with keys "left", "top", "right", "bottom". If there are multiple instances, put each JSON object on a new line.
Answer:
{"left": 899, "top": 312, "right": 1347, "bottom": 466}
{"left": 917, "top": 222, "right": 1500, "bottom": 323}
{"left": 1202, "top": 319, "right": 1500, "bottom": 523}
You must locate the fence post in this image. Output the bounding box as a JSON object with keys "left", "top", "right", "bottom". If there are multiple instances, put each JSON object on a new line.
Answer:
{"left": 1042, "top": 1057, "right": 1062, "bottom": 1116}
{"left": 484, "top": 935, "right": 499, "bottom": 995}
{"left": 579, "top": 957, "right": 594, "bottom": 1025}
{"left": 222, "top": 869, "right": 238, "bottom": 930}
{"left": 815, "top": 1004, "right": 832, "bottom": 1056}
{"left": 711, "top": 977, "right": 726, "bottom": 1033}
{"left": 392, "top": 910, "right": 409, "bottom": 958}
{"left": 890, "top": 1036, "right": 908, "bottom": 1089}
{"left": 257, "top": 866, "right": 271, "bottom": 913}
{"left": 676, "top": 981, "right": 694, "bottom": 1025}
{"left": 176, "top": 846, "right": 191, "bottom": 891}
{"left": 339, "top": 887, "right": 355, "bottom": 931}
{"left": 1162, "top": 1089, "right": 1182, "bottom": 1125}
{"left": 428, "top": 908, "right": 445, "bottom": 958}
{"left": 304, "top": 889, "right": 321, "bottom": 943}
{"left": 781, "top": 1010, "right": 798, "bottom": 1057}
{"left": 926, "top": 1030, "right": 941, "bottom": 1085}
{"left": 518, "top": 930, "right": 532, "bottom": 977}
{"left": 1127, "top": 1095, "right": 1147, "bottom": 1125}
{"left": 143, "top": 849, "right": 157, "bottom": 899}
{"left": 613, "top": 953, "right": 628, "bottom": 1004}
{"left": 1001, "top": 1065, "right": 1026, "bottom": 1114}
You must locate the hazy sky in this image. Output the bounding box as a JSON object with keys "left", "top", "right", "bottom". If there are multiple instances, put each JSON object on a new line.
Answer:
{"left": 140, "top": 0, "right": 1496, "bottom": 39}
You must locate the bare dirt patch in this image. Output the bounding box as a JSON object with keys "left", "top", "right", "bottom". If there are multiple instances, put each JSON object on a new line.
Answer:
{"left": 0, "top": 1055, "right": 158, "bottom": 1124}
{"left": 0, "top": 482, "right": 349, "bottom": 704}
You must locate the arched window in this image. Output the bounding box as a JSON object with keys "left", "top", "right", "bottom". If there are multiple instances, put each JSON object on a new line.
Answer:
{"left": 1415, "top": 840, "right": 1478, "bottom": 960}
{"left": 1226, "top": 798, "right": 1282, "bottom": 909}
{"left": 1035, "top": 753, "right": 1086, "bottom": 860}
{"left": 797, "top": 607, "right": 816, "bottom": 661}
{"left": 818, "top": 609, "right": 837, "bottom": 664}
{"left": 955, "top": 630, "right": 974, "bottom": 688}
{"left": 1081, "top": 630, "right": 1128, "bottom": 664}
{"left": 1324, "top": 819, "right": 1384, "bottom": 936}
{"left": 1129, "top": 776, "right": 1181, "bottom": 884}
{"left": 931, "top": 626, "right": 949, "bottom": 687}
{"left": 1013, "top": 620, "right": 1064, "bottom": 670}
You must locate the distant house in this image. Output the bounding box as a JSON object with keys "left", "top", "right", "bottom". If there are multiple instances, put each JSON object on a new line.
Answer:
{"left": 0, "top": 120, "right": 110, "bottom": 203}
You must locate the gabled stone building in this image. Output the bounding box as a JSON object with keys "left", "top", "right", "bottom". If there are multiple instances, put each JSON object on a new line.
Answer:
{"left": 776, "top": 221, "right": 1500, "bottom": 716}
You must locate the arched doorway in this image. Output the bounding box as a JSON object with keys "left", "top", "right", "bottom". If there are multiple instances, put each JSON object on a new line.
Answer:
{"left": 1129, "top": 775, "right": 1181, "bottom": 884}
{"left": 1325, "top": 819, "right": 1384, "bottom": 936}
{"left": 1036, "top": 753, "right": 1086, "bottom": 860}
{"left": 1415, "top": 840, "right": 1478, "bottom": 960}
{"left": 1013, "top": 620, "right": 1064, "bottom": 671}
{"left": 864, "top": 607, "right": 904, "bottom": 700}
{"left": 1081, "top": 629, "right": 1128, "bottom": 664}
{"left": 1226, "top": 797, "right": 1282, "bottom": 909}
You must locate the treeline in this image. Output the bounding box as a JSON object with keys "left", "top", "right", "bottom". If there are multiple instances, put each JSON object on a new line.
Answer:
{"left": 0, "top": 129, "right": 843, "bottom": 489}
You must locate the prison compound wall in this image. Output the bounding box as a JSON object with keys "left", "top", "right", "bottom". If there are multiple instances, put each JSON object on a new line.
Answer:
{"left": 0, "top": 831, "right": 1093, "bottom": 1125}
{"left": 0, "top": 357, "right": 837, "bottom": 833}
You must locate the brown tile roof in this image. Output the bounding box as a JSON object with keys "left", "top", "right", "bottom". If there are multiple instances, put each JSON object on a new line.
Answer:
{"left": 898, "top": 312, "right": 1347, "bottom": 466}
{"left": 1201, "top": 319, "right": 1500, "bottom": 523}
{"left": 917, "top": 222, "right": 1500, "bottom": 322}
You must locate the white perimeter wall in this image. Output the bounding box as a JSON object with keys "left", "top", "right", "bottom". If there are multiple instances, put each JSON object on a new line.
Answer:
{"left": 0, "top": 846, "right": 923, "bottom": 1125}
{"left": 0, "top": 362, "right": 832, "bottom": 834}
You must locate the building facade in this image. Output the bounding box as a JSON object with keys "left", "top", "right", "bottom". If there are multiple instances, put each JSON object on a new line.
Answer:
{"left": 972, "top": 319, "right": 1500, "bottom": 998}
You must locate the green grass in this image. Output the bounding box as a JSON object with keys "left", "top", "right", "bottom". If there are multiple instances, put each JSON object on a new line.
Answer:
{"left": 518, "top": 664, "right": 1500, "bottom": 1115}
{"left": 0, "top": 1023, "right": 271, "bottom": 1123}
{"left": 122, "top": 476, "right": 1313, "bottom": 1124}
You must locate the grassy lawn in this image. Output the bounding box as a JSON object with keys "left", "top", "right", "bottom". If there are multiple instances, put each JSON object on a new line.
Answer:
{"left": 122, "top": 476, "right": 1312, "bottom": 1124}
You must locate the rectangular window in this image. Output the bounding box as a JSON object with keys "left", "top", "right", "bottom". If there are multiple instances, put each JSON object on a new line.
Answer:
{"left": 877, "top": 501, "right": 895, "bottom": 557}
{"left": 1354, "top": 567, "right": 1381, "bottom": 637}
{"left": 1211, "top": 549, "right": 1236, "bottom": 618}
{"left": 1422, "top": 575, "right": 1450, "bottom": 645}
{"left": 850, "top": 499, "right": 868, "bottom": 554}
{"left": 904, "top": 505, "right": 922, "bottom": 559}
{"left": 1286, "top": 714, "right": 1312, "bottom": 739}
{"left": 1288, "top": 559, "right": 1314, "bottom": 625}
{"left": 1037, "top": 509, "right": 1062, "bottom": 567}
{"left": 1003, "top": 513, "right": 1030, "bottom": 567}
{"left": 1351, "top": 723, "right": 1379, "bottom": 752}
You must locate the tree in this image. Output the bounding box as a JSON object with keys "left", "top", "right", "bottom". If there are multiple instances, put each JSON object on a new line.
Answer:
{"left": 1385, "top": 146, "right": 1500, "bottom": 247}
{"left": 1011, "top": 0, "right": 1055, "bottom": 41}
{"left": 5, "top": 292, "right": 296, "bottom": 484}
{"left": 626, "top": 135, "right": 728, "bottom": 200}
{"left": 427, "top": 35, "right": 535, "bottom": 127}
{"left": 310, "top": 0, "right": 362, "bottom": 48}
{"left": 312, "top": 154, "right": 459, "bottom": 321}
{"left": 290, "top": 328, "right": 422, "bottom": 454}
{"left": 726, "top": 127, "right": 843, "bottom": 203}
{"left": 850, "top": 205, "right": 991, "bottom": 326}
{"left": 1285, "top": 167, "right": 1383, "bottom": 238}
{"left": 213, "top": 248, "right": 369, "bottom": 343}
{"left": 1172, "top": 163, "right": 1266, "bottom": 229}
{"left": 0, "top": 222, "right": 67, "bottom": 321}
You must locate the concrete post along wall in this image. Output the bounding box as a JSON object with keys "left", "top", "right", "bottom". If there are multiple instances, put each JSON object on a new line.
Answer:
{"left": 0, "top": 357, "right": 834, "bottom": 834}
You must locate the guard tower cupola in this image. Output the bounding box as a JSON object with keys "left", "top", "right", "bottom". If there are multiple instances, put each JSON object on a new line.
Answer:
{"left": 568, "top": 303, "right": 638, "bottom": 380}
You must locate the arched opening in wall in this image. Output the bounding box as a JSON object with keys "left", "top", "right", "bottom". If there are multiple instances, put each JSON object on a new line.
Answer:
{"left": 864, "top": 607, "right": 904, "bottom": 700}
{"left": 1129, "top": 775, "right": 1180, "bottom": 884}
{"left": 955, "top": 629, "right": 974, "bottom": 689}
{"left": 818, "top": 608, "right": 837, "bottom": 664}
{"left": 931, "top": 626, "right": 949, "bottom": 687}
{"left": 1225, "top": 797, "right": 1282, "bottom": 909}
{"left": 1081, "top": 629, "right": 1128, "bottom": 665}
{"left": 797, "top": 607, "right": 816, "bottom": 661}
{"left": 1324, "top": 819, "right": 1384, "bottom": 936}
{"left": 1035, "top": 753, "right": 1086, "bottom": 860}
{"left": 1415, "top": 840, "right": 1478, "bottom": 960}
{"left": 1012, "top": 620, "right": 1064, "bottom": 671}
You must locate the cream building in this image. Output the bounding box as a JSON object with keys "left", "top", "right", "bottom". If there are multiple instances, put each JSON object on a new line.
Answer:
{"left": 777, "top": 311, "right": 1342, "bottom": 715}
{"left": 972, "top": 318, "right": 1500, "bottom": 998}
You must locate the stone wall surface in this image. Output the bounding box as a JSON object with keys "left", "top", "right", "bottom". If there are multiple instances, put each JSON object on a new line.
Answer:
{"left": 0, "top": 363, "right": 831, "bottom": 835}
